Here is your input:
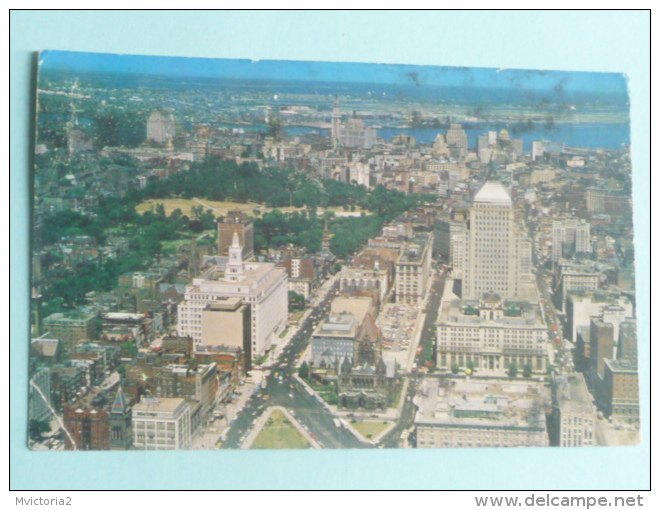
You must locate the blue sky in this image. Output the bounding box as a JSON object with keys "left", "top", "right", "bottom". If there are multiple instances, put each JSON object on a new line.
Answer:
{"left": 40, "top": 50, "right": 628, "bottom": 95}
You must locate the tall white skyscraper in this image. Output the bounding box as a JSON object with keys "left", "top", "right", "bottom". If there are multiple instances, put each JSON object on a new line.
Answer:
{"left": 147, "top": 109, "right": 175, "bottom": 144}
{"left": 465, "top": 181, "right": 518, "bottom": 300}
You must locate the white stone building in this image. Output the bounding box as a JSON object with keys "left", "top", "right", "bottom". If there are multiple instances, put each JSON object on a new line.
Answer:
{"left": 436, "top": 294, "right": 548, "bottom": 373}
{"left": 132, "top": 397, "right": 193, "bottom": 450}
{"left": 464, "top": 181, "right": 519, "bottom": 301}
{"left": 147, "top": 109, "right": 175, "bottom": 144}
{"left": 178, "top": 234, "right": 288, "bottom": 356}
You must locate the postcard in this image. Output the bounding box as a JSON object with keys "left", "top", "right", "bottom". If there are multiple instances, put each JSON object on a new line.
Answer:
{"left": 28, "top": 50, "right": 638, "bottom": 451}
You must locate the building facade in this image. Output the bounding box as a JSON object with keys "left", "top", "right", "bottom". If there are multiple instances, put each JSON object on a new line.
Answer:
{"left": 200, "top": 298, "right": 252, "bottom": 366}
{"left": 555, "top": 264, "right": 600, "bottom": 313}
{"left": 552, "top": 219, "right": 591, "bottom": 261}
{"left": 63, "top": 387, "right": 131, "bottom": 451}
{"left": 154, "top": 363, "right": 218, "bottom": 420}
{"left": 217, "top": 211, "right": 254, "bottom": 260}
{"left": 436, "top": 297, "right": 548, "bottom": 373}
{"left": 147, "top": 109, "right": 175, "bottom": 144}
{"left": 395, "top": 233, "right": 433, "bottom": 306}
{"left": 43, "top": 311, "right": 98, "bottom": 351}
{"left": 602, "top": 359, "right": 639, "bottom": 426}
{"left": 178, "top": 234, "right": 288, "bottom": 356}
{"left": 311, "top": 313, "right": 359, "bottom": 361}
{"left": 331, "top": 99, "right": 377, "bottom": 149}
{"left": 464, "top": 181, "right": 518, "bottom": 301}
{"left": 132, "top": 397, "right": 194, "bottom": 450}
{"left": 554, "top": 373, "right": 597, "bottom": 447}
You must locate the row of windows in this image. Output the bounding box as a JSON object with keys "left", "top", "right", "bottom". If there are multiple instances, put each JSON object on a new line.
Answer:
{"left": 133, "top": 422, "right": 176, "bottom": 430}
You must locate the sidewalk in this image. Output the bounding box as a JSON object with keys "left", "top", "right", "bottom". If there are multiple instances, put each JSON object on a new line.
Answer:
{"left": 191, "top": 376, "right": 261, "bottom": 449}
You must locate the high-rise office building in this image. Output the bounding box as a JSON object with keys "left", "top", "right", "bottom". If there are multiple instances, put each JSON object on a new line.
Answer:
{"left": 464, "top": 181, "right": 518, "bottom": 300}
{"left": 147, "top": 109, "right": 175, "bottom": 144}
{"left": 552, "top": 219, "right": 591, "bottom": 261}
{"left": 445, "top": 124, "right": 468, "bottom": 150}
{"left": 395, "top": 233, "right": 433, "bottom": 306}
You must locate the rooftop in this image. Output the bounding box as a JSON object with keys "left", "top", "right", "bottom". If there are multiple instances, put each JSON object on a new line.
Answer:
{"left": 190, "top": 260, "right": 285, "bottom": 295}
{"left": 473, "top": 181, "right": 512, "bottom": 205}
{"left": 604, "top": 358, "right": 638, "bottom": 373}
{"left": 438, "top": 299, "right": 544, "bottom": 328}
{"left": 414, "top": 378, "right": 549, "bottom": 430}
{"left": 313, "top": 313, "right": 359, "bottom": 339}
{"left": 133, "top": 397, "right": 187, "bottom": 414}
{"left": 555, "top": 373, "right": 595, "bottom": 414}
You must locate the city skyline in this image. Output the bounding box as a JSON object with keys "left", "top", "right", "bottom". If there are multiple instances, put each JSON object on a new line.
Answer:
{"left": 39, "top": 50, "right": 630, "bottom": 97}
{"left": 27, "top": 50, "right": 639, "bottom": 453}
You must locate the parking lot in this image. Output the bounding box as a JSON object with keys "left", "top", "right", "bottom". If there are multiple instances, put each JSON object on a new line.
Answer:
{"left": 376, "top": 304, "right": 420, "bottom": 353}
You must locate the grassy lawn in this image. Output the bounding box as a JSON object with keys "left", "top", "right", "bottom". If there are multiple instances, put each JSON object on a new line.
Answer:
{"left": 136, "top": 198, "right": 259, "bottom": 217}
{"left": 136, "top": 198, "right": 372, "bottom": 219}
{"left": 351, "top": 420, "right": 391, "bottom": 440}
{"left": 250, "top": 410, "right": 311, "bottom": 450}
{"left": 161, "top": 238, "right": 191, "bottom": 254}
{"left": 304, "top": 378, "right": 334, "bottom": 392}
{"left": 288, "top": 311, "right": 305, "bottom": 324}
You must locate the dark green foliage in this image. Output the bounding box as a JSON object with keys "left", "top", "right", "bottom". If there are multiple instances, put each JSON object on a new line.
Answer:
{"left": 421, "top": 340, "right": 435, "bottom": 364}
{"left": 523, "top": 363, "right": 533, "bottom": 378}
{"left": 288, "top": 291, "right": 306, "bottom": 312}
{"left": 451, "top": 363, "right": 460, "bottom": 375}
{"left": 323, "top": 392, "right": 339, "bottom": 405}
{"left": 121, "top": 341, "right": 138, "bottom": 359}
{"left": 140, "top": 158, "right": 432, "bottom": 220}
{"left": 508, "top": 361, "right": 519, "bottom": 378}
{"left": 298, "top": 361, "right": 309, "bottom": 379}
{"left": 94, "top": 110, "right": 145, "bottom": 148}
{"left": 41, "top": 209, "right": 100, "bottom": 245}
{"left": 329, "top": 215, "right": 382, "bottom": 258}
{"left": 39, "top": 201, "right": 204, "bottom": 310}
{"left": 39, "top": 158, "right": 432, "bottom": 310}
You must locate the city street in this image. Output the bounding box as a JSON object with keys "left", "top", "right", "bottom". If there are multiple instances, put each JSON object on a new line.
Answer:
{"left": 378, "top": 265, "right": 448, "bottom": 448}
{"left": 217, "top": 278, "right": 370, "bottom": 449}
{"left": 214, "top": 262, "right": 450, "bottom": 450}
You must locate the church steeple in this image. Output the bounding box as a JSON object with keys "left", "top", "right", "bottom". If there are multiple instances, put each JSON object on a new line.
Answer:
{"left": 109, "top": 385, "right": 132, "bottom": 450}
{"left": 226, "top": 232, "right": 245, "bottom": 281}
{"left": 111, "top": 385, "right": 128, "bottom": 415}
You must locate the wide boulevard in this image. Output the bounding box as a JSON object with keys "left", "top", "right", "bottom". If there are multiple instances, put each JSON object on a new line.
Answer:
{"left": 219, "top": 262, "right": 448, "bottom": 450}
{"left": 220, "top": 280, "right": 368, "bottom": 449}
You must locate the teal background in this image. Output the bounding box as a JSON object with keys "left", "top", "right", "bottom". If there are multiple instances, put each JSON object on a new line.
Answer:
{"left": 10, "top": 11, "right": 650, "bottom": 490}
